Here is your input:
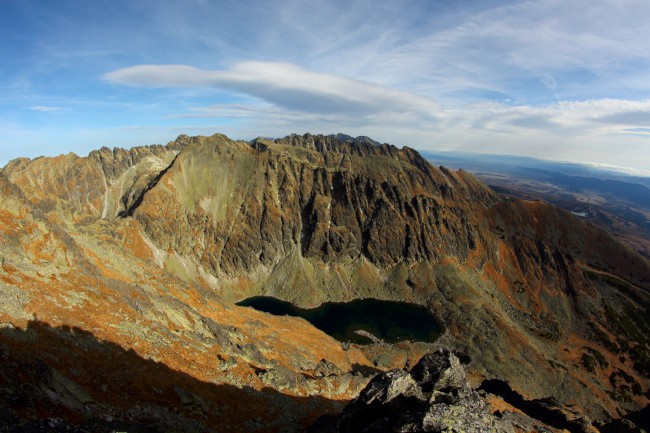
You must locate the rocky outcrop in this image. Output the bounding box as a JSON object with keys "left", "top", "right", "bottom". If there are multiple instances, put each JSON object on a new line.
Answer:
{"left": 310, "top": 348, "right": 572, "bottom": 433}
{"left": 313, "top": 347, "right": 640, "bottom": 433}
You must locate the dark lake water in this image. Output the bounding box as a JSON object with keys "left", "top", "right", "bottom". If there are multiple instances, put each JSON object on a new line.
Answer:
{"left": 236, "top": 296, "right": 442, "bottom": 345}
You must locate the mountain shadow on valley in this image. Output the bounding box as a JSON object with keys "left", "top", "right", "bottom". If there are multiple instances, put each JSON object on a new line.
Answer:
{"left": 0, "top": 320, "right": 342, "bottom": 433}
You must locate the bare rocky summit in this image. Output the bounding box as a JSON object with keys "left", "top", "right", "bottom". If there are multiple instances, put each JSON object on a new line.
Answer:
{"left": 0, "top": 132, "right": 648, "bottom": 432}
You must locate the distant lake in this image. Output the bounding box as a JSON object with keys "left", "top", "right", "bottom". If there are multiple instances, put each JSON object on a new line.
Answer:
{"left": 236, "top": 296, "right": 442, "bottom": 345}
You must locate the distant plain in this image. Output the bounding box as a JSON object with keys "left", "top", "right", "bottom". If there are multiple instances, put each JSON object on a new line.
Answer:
{"left": 424, "top": 151, "right": 650, "bottom": 259}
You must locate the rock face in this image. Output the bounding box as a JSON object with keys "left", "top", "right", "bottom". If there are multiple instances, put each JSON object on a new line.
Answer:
{"left": 314, "top": 348, "right": 623, "bottom": 433}
{"left": 312, "top": 348, "right": 556, "bottom": 433}
{"left": 121, "top": 133, "right": 496, "bottom": 285}
{"left": 340, "top": 349, "right": 503, "bottom": 433}
{"left": 1, "top": 132, "right": 649, "bottom": 431}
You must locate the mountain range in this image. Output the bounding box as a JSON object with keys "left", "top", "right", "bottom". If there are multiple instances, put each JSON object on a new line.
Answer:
{"left": 0, "top": 133, "right": 648, "bottom": 432}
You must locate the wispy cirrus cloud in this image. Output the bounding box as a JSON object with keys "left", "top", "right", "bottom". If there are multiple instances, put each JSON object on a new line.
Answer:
{"left": 30, "top": 106, "right": 66, "bottom": 112}
{"left": 103, "top": 62, "right": 442, "bottom": 121}
{"left": 452, "top": 99, "right": 650, "bottom": 134}
{"left": 330, "top": 0, "right": 650, "bottom": 105}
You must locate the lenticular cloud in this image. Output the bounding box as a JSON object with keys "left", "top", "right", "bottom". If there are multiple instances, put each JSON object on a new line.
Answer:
{"left": 104, "top": 61, "right": 442, "bottom": 118}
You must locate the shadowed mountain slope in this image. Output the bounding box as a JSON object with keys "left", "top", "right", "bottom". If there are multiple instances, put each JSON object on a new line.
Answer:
{"left": 0, "top": 320, "right": 342, "bottom": 433}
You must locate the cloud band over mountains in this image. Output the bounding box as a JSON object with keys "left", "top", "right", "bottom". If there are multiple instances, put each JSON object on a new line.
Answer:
{"left": 104, "top": 61, "right": 650, "bottom": 150}
{"left": 104, "top": 62, "right": 442, "bottom": 120}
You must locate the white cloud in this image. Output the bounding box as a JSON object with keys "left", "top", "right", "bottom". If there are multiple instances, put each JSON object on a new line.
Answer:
{"left": 583, "top": 161, "right": 650, "bottom": 177}
{"left": 416, "top": 98, "right": 650, "bottom": 169}
{"left": 102, "top": 55, "right": 650, "bottom": 169}
{"left": 30, "top": 106, "right": 66, "bottom": 112}
{"left": 319, "top": 0, "right": 650, "bottom": 104}
{"left": 449, "top": 99, "right": 650, "bottom": 135}
{"left": 104, "top": 62, "right": 443, "bottom": 121}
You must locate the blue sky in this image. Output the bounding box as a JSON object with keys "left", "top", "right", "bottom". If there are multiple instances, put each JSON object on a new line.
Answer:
{"left": 2, "top": 0, "right": 650, "bottom": 172}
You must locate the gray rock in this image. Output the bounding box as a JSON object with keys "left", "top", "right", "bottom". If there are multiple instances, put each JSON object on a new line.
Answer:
{"left": 312, "top": 348, "right": 517, "bottom": 433}
{"left": 314, "top": 359, "right": 342, "bottom": 377}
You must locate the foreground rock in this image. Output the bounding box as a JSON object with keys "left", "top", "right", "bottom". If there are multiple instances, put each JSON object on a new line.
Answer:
{"left": 310, "top": 348, "right": 602, "bottom": 433}
{"left": 309, "top": 348, "right": 628, "bottom": 433}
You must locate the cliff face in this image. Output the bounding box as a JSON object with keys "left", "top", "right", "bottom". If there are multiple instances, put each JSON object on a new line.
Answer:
{"left": 126, "top": 134, "right": 497, "bottom": 278}
{"left": 1, "top": 133, "right": 649, "bottom": 431}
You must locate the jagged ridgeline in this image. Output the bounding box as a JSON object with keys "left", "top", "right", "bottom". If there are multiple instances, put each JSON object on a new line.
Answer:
{"left": 118, "top": 133, "right": 496, "bottom": 277}
{"left": 1, "top": 133, "right": 649, "bottom": 431}
{"left": 4, "top": 133, "right": 502, "bottom": 302}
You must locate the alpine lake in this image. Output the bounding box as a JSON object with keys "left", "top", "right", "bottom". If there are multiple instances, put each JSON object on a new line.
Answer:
{"left": 236, "top": 296, "right": 442, "bottom": 345}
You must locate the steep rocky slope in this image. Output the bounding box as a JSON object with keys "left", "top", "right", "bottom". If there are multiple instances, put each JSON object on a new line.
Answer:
{"left": 1, "top": 133, "right": 649, "bottom": 431}
{"left": 0, "top": 170, "right": 381, "bottom": 432}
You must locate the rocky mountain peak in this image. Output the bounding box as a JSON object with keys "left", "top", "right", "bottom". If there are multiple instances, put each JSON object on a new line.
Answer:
{"left": 265, "top": 132, "right": 394, "bottom": 157}
{"left": 324, "top": 133, "right": 381, "bottom": 147}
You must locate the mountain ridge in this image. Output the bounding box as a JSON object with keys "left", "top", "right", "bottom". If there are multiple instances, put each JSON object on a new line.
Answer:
{"left": 1, "top": 132, "right": 648, "bottom": 431}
